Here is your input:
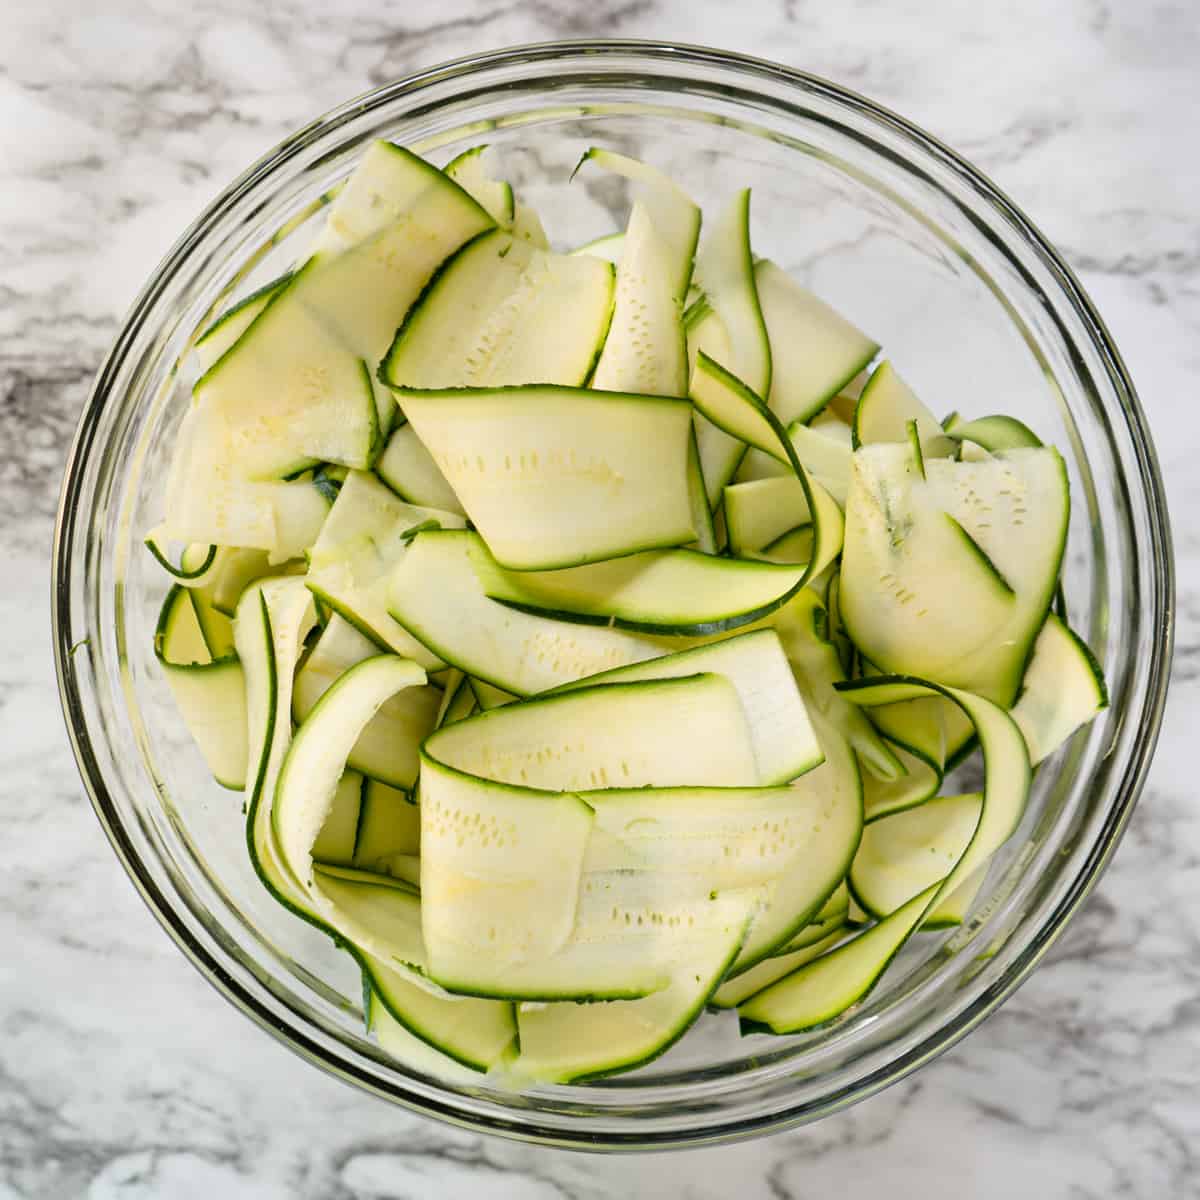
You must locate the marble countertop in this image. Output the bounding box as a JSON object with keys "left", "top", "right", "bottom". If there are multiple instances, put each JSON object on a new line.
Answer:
{"left": 3, "top": 1, "right": 1196, "bottom": 1196}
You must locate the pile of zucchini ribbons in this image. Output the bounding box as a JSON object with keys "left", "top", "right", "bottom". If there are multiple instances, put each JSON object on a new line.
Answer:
{"left": 149, "top": 142, "right": 1107, "bottom": 1082}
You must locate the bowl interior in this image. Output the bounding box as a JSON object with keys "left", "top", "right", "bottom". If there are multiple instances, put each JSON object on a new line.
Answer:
{"left": 57, "top": 46, "right": 1168, "bottom": 1147}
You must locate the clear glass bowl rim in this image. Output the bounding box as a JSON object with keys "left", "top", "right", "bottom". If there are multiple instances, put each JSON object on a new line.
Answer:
{"left": 52, "top": 38, "right": 1175, "bottom": 1150}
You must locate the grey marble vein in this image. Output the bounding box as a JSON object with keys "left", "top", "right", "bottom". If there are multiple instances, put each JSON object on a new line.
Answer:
{"left": 2, "top": 0, "right": 1197, "bottom": 1196}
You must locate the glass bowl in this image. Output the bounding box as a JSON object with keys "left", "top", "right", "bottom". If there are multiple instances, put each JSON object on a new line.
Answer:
{"left": 53, "top": 40, "right": 1173, "bottom": 1149}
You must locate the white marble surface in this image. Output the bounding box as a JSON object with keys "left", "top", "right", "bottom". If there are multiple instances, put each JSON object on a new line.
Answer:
{"left": 2, "top": 1, "right": 1196, "bottom": 1195}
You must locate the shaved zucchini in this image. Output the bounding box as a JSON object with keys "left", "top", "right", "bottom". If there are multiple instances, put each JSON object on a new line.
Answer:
{"left": 736, "top": 419, "right": 853, "bottom": 506}
{"left": 397, "top": 385, "right": 695, "bottom": 571}
{"left": 711, "top": 928, "right": 846, "bottom": 1009}
{"left": 444, "top": 868, "right": 751, "bottom": 1005}
{"left": 576, "top": 148, "right": 700, "bottom": 302}
{"left": 690, "top": 351, "right": 782, "bottom": 462}
{"left": 944, "top": 412, "right": 1042, "bottom": 452}
{"left": 374, "top": 423, "right": 465, "bottom": 516}
{"left": 939, "top": 446, "right": 1071, "bottom": 704}
{"left": 417, "top": 673, "right": 766, "bottom": 998}
{"left": 811, "top": 881, "right": 851, "bottom": 929}
{"left": 590, "top": 199, "right": 689, "bottom": 394}
{"left": 852, "top": 361, "right": 955, "bottom": 456}
{"left": 862, "top": 740, "right": 942, "bottom": 822}
{"left": 739, "top": 676, "right": 1030, "bottom": 1032}
{"left": 443, "top": 145, "right": 515, "bottom": 227}
{"left": 417, "top": 765, "right": 596, "bottom": 998}
{"left": 426, "top": 674, "right": 761, "bottom": 792}
{"left": 754, "top": 260, "right": 877, "bottom": 426}
{"left": 925, "top": 862, "right": 989, "bottom": 928}
{"left": 309, "top": 865, "right": 425, "bottom": 970}
{"left": 418, "top": 674, "right": 774, "bottom": 1001}
{"left": 693, "top": 190, "right": 770, "bottom": 397}
{"left": 475, "top": 542, "right": 806, "bottom": 635}
{"left": 1012, "top": 612, "right": 1108, "bottom": 764}
{"left": 858, "top": 661, "right": 977, "bottom": 771}
{"left": 207, "top": 547, "right": 304, "bottom": 617}
{"left": 745, "top": 589, "right": 907, "bottom": 783}
{"left": 367, "top": 993, "right": 488, "bottom": 1084}
{"left": 841, "top": 443, "right": 1021, "bottom": 689}
{"left": 685, "top": 424, "right": 719, "bottom": 553}
{"left": 235, "top": 577, "right": 321, "bottom": 920}
{"left": 149, "top": 141, "right": 1107, "bottom": 1080}
{"left": 582, "top": 785, "right": 831, "bottom": 881}
{"left": 689, "top": 353, "right": 846, "bottom": 581}
{"left": 511, "top": 202, "right": 549, "bottom": 249}
{"left": 144, "top": 535, "right": 220, "bottom": 585}
{"left": 193, "top": 274, "right": 290, "bottom": 372}
{"left": 845, "top": 892, "right": 871, "bottom": 929}
{"left": 163, "top": 404, "right": 332, "bottom": 558}
{"left": 689, "top": 189, "right": 770, "bottom": 505}
{"left": 309, "top": 771, "right": 363, "bottom": 866}
{"left": 579, "top": 151, "right": 700, "bottom": 395}
{"left": 352, "top": 779, "right": 421, "bottom": 872}
{"left": 306, "top": 864, "right": 519, "bottom": 1069}
{"left": 688, "top": 306, "right": 747, "bottom": 504}
{"left": 364, "top": 944, "right": 517, "bottom": 1072}
{"left": 273, "top": 655, "right": 427, "bottom": 896}
{"left": 312, "top": 139, "right": 493, "bottom": 264}
{"left": 172, "top": 543, "right": 239, "bottom": 658}
{"left": 164, "top": 141, "right": 495, "bottom": 553}
{"left": 514, "top": 891, "right": 755, "bottom": 1082}
{"left": 724, "top": 476, "right": 811, "bottom": 557}
{"left": 387, "top": 531, "right": 664, "bottom": 695}
{"left": 578, "top": 763, "right": 854, "bottom": 979}
{"left": 773, "top": 884, "right": 849, "bottom": 955}
{"left": 307, "top": 470, "right": 465, "bottom": 667}
{"left": 154, "top": 585, "right": 248, "bottom": 789}
{"left": 469, "top": 678, "right": 516, "bottom": 711}
{"left": 849, "top": 793, "right": 982, "bottom": 919}
{"left": 193, "top": 265, "right": 381, "bottom": 478}
{"left": 553, "top": 628, "right": 824, "bottom": 785}
{"left": 380, "top": 232, "right": 614, "bottom": 390}
{"left": 433, "top": 669, "right": 464, "bottom": 724}
{"left": 470, "top": 365, "right": 844, "bottom": 636}
{"left": 435, "top": 672, "right": 477, "bottom": 728}
{"left": 571, "top": 231, "right": 625, "bottom": 263}
{"left": 292, "top": 615, "right": 441, "bottom": 789}
{"left": 727, "top": 715, "right": 862, "bottom": 972}
{"left": 844, "top": 446, "right": 1070, "bottom": 704}
{"left": 757, "top": 524, "right": 815, "bottom": 565}
{"left": 740, "top": 884, "right": 931, "bottom": 1031}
